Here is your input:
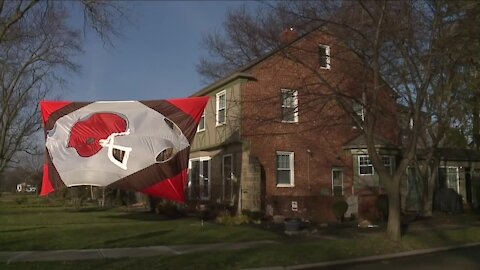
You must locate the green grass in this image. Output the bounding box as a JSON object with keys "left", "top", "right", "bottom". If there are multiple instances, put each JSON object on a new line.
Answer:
{"left": 3, "top": 193, "right": 480, "bottom": 269}
{"left": 4, "top": 228, "right": 480, "bottom": 270}
{"left": 0, "top": 194, "right": 279, "bottom": 251}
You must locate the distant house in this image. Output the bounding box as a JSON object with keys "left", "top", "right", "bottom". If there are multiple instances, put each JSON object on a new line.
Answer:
{"left": 16, "top": 182, "right": 37, "bottom": 193}
{"left": 187, "top": 28, "right": 479, "bottom": 221}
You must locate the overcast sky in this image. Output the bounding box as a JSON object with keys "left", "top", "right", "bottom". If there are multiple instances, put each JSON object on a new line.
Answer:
{"left": 59, "top": 1, "right": 251, "bottom": 102}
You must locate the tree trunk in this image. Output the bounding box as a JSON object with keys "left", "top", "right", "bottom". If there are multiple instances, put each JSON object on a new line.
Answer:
{"left": 386, "top": 176, "right": 402, "bottom": 241}
{"left": 423, "top": 161, "right": 438, "bottom": 217}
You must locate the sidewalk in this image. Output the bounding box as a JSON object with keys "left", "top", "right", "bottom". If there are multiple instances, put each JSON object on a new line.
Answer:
{"left": 0, "top": 240, "right": 278, "bottom": 263}
{"left": 3, "top": 239, "right": 480, "bottom": 270}
{"left": 243, "top": 242, "right": 480, "bottom": 270}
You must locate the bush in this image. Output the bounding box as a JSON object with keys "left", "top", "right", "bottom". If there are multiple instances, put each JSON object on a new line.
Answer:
{"left": 250, "top": 211, "right": 263, "bottom": 222}
{"left": 215, "top": 213, "right": 250, "bottom": 226}
{"left": 332, "top": 200, "right": 348, "bottom": 222}
{"left": 15, "top": 197, "right": 27, "bottom": 205}
{"left": 376, "top": 194, "right": 389, "bottom": 221}
{"left": 155, "top": 200, "right": 185, "bottom": 218}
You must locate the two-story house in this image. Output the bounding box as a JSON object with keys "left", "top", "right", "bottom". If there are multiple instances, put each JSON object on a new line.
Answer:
{"left": 188, "top": 28, "right": 400, "bottom": 222}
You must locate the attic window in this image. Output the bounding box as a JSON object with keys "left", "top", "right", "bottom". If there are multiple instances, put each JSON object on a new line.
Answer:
{"left": 352, "top": 101, "right": 364, "bottom": 128}
{"left": 319, "top": 44, "right": 330, "bottom": 69}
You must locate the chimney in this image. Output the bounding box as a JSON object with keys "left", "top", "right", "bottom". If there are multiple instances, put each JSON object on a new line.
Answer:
{"left": 280, "top": 27, "right": 299, "bottom": 44}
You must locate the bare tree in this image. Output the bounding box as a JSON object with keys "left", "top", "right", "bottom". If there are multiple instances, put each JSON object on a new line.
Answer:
{"left": 0, "top": 1, "right": 126, "bottom": 176}
{"left": 197, "top": 0, "right": 477, "bottom": 240}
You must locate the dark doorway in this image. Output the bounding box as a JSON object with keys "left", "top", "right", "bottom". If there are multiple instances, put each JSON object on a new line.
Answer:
{"left": 466, "top": 168, "right": 472, "bottom": 204}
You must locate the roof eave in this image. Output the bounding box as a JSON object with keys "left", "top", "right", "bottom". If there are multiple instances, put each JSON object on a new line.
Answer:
{"left": 191, "top": 72, "right": 255, "bottom": 97}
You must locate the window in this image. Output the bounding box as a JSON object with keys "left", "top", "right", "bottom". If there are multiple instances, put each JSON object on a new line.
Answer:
{"left": 188, "top": 157, "right": 211, "bottom": 200}
{"left": 319, "top": 44, "right": 330, "bottom": 69}
{"left": 359, "top": 155, "right": 373, "bottom": 175}
{"left": 358, "top": 155, "right": 394, "bottom": 176}
{"left": 382, "top": 156, "right": 393, "bottom": 174}
{"left": 276, "top": 151, "right": 294, "bottom": 187}
{"left": 197, "top": 110, "right": 205, "bottom": 132}
{"left": 332, "top": 169, "right": 344, "bottom": 196}
{"left": 222, "top": 155, "right": 234, "bottom": 202}
{"left": 447, "top": 167, "right": 459, "bottom": 192}
{"left": 281, "top": 89, "right": 298, "bottom": 122}
{"left": 216, "top": 90, "right": 226, "bottom": 126}
{"left": 352, "top": 101, "right": 364, "bottom": 128}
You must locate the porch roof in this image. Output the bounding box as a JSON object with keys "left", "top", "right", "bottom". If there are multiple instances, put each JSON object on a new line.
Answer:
{"left": 419, "top": 148, "right": 480, "bottom": 162}
{"left": 342, "top": 134, "right": 399, "bottom": 150}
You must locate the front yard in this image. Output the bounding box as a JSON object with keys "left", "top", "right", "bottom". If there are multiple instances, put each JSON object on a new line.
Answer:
{"left": 2, "top": 193, "right": 480, "bottom": 269}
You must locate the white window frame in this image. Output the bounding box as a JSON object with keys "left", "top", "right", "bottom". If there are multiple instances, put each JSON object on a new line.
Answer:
{"left": 216, "top": 90, "right": 226, "bottom": 126}
{"left": 319, "top": 44, "right": 331, "bottom": 70}
{"left": 332, "top": 168, "right": 344, "bottom": 196}
{"left": 281, "top": 89, "right": 298, "bottom": 123}
{"left": 222, "top": 154, "right": 234, "bottom": 202}
{"left": 446, "top": 166, "right": 460, "bottom": 193}
{"left": 358, "top": 155, "right": 394, "bottom": 176}
{"left": 358, "top": 155, "right": 373, "bottom": 176}
{"left": 197, "top": 110, "right": 205, "bottom": 132}
{"left": 276, "top": 151, "right": 295, "bottom": 187}
{"left": 188, "top": 157, "right": 211, "bottom": 200}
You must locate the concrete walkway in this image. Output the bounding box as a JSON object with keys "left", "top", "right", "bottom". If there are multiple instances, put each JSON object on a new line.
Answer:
{"left": 0, "top": 240, "right": 278, "bottom": 263}
{"left": 2, "top": 240, "right": 480, "bottom": 269}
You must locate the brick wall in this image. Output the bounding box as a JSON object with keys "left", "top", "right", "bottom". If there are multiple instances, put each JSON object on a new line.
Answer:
{"left": 239, "top": 30, "right": 398, "bottom": 221}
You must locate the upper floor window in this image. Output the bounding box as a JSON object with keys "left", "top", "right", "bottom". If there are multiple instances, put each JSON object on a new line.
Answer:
{"left": 276, "top": 151, "right": 295, "bottom": 187}
{"left": 197, "top": 110, "right": 205, "bottom": 132}
{"left": 319, "top": 44, "right": 330, "bottom": 69}
{"left": 216, "top": 90, "right": 226, "bottom": 126}
{"left": 281, "top": 89, "right": 298, "bottom": 123}
{"left": 352, "top": 101, "right": 365, "bottom": 128}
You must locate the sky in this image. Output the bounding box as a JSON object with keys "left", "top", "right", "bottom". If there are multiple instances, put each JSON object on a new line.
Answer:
{"left": 60, "top": 1, "right": 251, "bottom": 102}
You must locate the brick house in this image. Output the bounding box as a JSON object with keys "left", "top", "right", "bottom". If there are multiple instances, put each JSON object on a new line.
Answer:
{"left": 187, "top": 28, "right": 401, "bottom": 222}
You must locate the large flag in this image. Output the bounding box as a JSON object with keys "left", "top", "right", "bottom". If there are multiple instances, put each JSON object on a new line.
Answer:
{"left": 40, "top": 97, "right": 209, "bottom": 202}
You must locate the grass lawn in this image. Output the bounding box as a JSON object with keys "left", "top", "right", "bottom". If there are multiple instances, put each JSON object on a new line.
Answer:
{"left": 0, "top": 193, "right": 280, "bottom": 251}
{"left": 3, "top": 193, "right": 480, "bottom": 269}
{"left": 4, "top": 227, "right": 480, "bottom": 270}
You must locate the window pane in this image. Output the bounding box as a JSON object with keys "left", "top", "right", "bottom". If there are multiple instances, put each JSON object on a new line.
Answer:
{"left": 277, "top": 154, "right": 290, "bottom": 169}
{"left": 382, "top": 156, "right": 391, "bottom": 166}
{"left": 277, "top": 170, "right": 290, "bottom": 184}
{"left": 198, "top": 115, "right": 205, "bottom": 130}
{"left": 447, "top": 167, "right": 457, "bottom": 191}
{"left": 359, "top": 156, "right": 371, "bottom": 166}
{"left": 319, "top": 46, "right": 327, "bottom": 67}
{"left": 218, "top": 109, "right": 225, "bottom": 124}
{"left": 360, "top": 165, "right": 373, "bottom": 175}
{"left": 218, "top": 93, "right": 226, "bottom": 108}
{"left": 352, "top": 102, "right": 364, "bottom": 122}
{"left": 281, "top": 89, "right": 297, "bottom": 122}
{"left": 201, "top": 160, "right": 209, "bottom": 198}
{"left": 282, "top": 107, "right": 295, "bottom": 122}
{"left": 332, "top": 171, "right": 342, "bottom": 186}
{"left": 282, "top": 91, "right": 295, "bottom": 107}
{"left": 189, "top": 160, "right": 200, "bottom": 199}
